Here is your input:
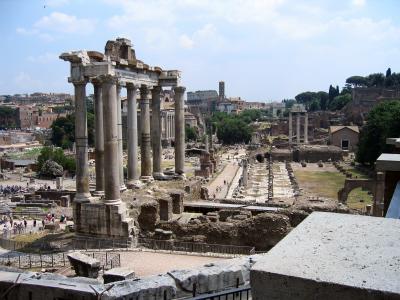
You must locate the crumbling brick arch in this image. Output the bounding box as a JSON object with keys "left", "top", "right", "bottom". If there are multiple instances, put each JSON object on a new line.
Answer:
{"left": 338, "top": 172, "right": 385, "bottom": 216}
{"left": 338, "top": 179, "right": 375, "bottom": 204}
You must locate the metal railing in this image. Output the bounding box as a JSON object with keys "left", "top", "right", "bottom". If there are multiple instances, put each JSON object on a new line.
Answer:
{"left": 138, "top": 238, "right": 255, "bottom": 255}
{"left": 190, "top": 286, "right": 252, "bottom": 300}
{"left": 0, "top": 251, "right": 120, "bottom": 270}
{"left": 72, "top": 238, "right": 131, "bottom": 250}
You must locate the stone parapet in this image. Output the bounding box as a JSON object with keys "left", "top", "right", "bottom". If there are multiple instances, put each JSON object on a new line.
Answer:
{"left": 0, "top": 255, "right": 260, "bottom": 299}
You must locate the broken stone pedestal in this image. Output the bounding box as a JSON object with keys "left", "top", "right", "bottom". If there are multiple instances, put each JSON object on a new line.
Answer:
{"left": 56, "top": 177, "right": 63, "bottom": 189}
{"left": 103, "top": 267, "right": 135, "bottom": 284}
{"left": 158, "top": 198, "right": 173, "bottom": 221}
{"left": 170, "top": 190, "right": 184, "bottom": 214}
{"left": 67, "top": 252, "right": 100, "bottom": 278}
{"left": 60, "top": 195, "right": 70, "bottom": 207}
{"left": 73, "top": 201, "right": 133, "bottom": 241}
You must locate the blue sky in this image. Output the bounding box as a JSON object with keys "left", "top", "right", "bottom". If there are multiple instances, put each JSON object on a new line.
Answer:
{"left": 0, "top": 0, "right": 399, "bottom": 101}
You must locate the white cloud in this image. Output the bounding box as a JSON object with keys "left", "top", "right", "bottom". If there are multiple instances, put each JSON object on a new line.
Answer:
{"left": 16, "top": 12, "right": 96, "bottom": 41}
{"left": 352, "top": 0, "right": 366, "bottom": 7}
{"left": 35, "top": 12, "right": 95, "bottom": 34}
{"left": 179, "top": 35, "right": 194, "bottom": 49}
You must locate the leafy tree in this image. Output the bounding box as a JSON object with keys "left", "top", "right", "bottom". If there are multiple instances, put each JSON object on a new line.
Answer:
{"left": 357, "top": 101, "right": 400, "bottom": 165}
{"left": 51, "top": 113, "right": 95, "bottom": 149}
{"left": 0, "top": 107, "right": 18, "bottom": 129}
{"left": 386, "top": 68, "right": 392, "bottom": 78}
{"left": 367, "top": 73, "right": 385, "bottom": 87}
{"left": 37, "top": 146, "right": 76, "bottom": 174}
{"left": 345, "top": 76, "right": 368, "bottom": 88}
{"left": 282, "top": 99, "right": 296, "bottom": 109}
{"left": 185, "top": 125, "right": 198, "bottom": 142}
{"left": 328, "top": 85, "right": 340, "bottom": 103}
{"left": 317, "top": 91, "right": 329, "bottom": 110}
{"left": 210, "top": 110, "right": 264, "bottom": 144}
{"left": 217, "top": 118, "right": 252, "bottom": 145}
{"left": 328, "top": 94, "right": 352, "bottom": 111}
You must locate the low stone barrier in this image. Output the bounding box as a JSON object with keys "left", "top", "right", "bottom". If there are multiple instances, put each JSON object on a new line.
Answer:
{"left": 0, "top": 254, "right": 262, "bottom": 299}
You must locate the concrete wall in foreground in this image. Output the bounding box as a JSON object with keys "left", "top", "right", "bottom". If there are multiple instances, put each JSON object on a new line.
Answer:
{"left": 0, "top": 254, "right": 260, "bottom": 300}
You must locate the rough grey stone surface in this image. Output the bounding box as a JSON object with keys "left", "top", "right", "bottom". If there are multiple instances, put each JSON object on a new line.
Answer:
{"left": 0, "top": 253, "right": 264, "bottom": 299}
{"left": 103, "top": 267, "right": 135, "bottom": 284}
{"left": 67, "top": 251, "right": 100, "bottom": 278}
{"left": 168, "top": 256, "right": 256, "bottom": 295}
{"left": 102, "top": 274, "right": 176, "bottom": 300}
{"left": 251, "top": 212, "right": 400, "bottom": 300}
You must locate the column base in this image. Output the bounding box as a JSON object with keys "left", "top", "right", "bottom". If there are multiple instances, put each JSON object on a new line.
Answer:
{"left": 92, "top": 190, "right": 105, "bottom": 197}
{"left": 140, "top": 175, "right": 154, "bottom": 183}
{"left": 74, "top": 192, "right": 92, "bottom": 203}
{"left": 153, "top": 172, "right": 166, "bottom": 180}
{"left": 104, "top": 199, "right": 122, "bottom": 206}
{"left": 126, "top": 180, "right": 143, "bottom": 189}
{"left": 173, "top": 173, "right": 186, "bottom": 180}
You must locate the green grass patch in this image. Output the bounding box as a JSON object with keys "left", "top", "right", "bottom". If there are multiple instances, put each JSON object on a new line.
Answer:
{"left": 7, "top": 147, "right": 42, "bottom": 160}
{"left": 294, "top": 169, "right": 372, "bottom": 211}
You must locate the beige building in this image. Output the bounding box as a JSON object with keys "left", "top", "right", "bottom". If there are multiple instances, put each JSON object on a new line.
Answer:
{"left": 329, "top": 126, "right": 359, "bottom": 151}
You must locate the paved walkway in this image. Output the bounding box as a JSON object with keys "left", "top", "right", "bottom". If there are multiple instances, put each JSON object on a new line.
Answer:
{"left": 207, "top": 163, "right": 239, "bottom": 199}
{"left": 207, "top": 148, "right": 246, "bottom": 199}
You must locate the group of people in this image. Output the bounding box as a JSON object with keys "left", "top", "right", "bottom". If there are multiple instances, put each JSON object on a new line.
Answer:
{"left": 1, "top": 212, "right": 66, "bottom": 238}
{"left": 0, "top": 185, "right": 26, "bottom": 196}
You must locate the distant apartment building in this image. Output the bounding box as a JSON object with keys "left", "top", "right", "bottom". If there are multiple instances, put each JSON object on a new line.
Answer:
{"left": 7, "top": 92, "right": 73, "bottom": 105}
{"left": 244, "top": 101, "right": 267, "bottom": 110}
{"left": 17, "top": 105, "right": 67, "bottom": 129}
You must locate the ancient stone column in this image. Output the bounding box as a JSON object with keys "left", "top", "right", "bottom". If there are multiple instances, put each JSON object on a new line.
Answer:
{"left": 151, "top": 86, "right": 163, "bottom": 179}
{"left": 140, "top": 85, "right": 153, "bottom": 181}
{"left": 93, "top": 81, "right": 104, "bottom": 196}
{"left": 73, "top": 80, "right": 91, "bottom": 203}
{"left": 101, "top": 76, "right": 121, "bottom": 204}
{"left": 304, "top": 112, "right": 308, "bottom": 144}
{"left": 296, "top": 113, "right": 300, "bottom": 144}
{"left": 126, "top": 84, "right": 140, "bottom": 188}
{"left": 116, "top": 84, "right": 126, "bottom": 191}
{"left": 174, "top": 86, "right": 186, "bottom": 176}
{"left": 288, "top": 112, "right": 292, "bottom": 146}
{"left": 242, "top": 159, "right": 248, "bottom": 187}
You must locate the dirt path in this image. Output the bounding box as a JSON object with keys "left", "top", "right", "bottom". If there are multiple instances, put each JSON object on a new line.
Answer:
{"left": 119, "top": 251, "right": 227, "bottom": 277}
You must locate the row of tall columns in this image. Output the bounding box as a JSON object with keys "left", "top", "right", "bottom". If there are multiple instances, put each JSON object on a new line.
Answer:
{"left": 164, "top": 113, "right": 175, "bottom": 140}
{"left": 73, "top": 79, "right": 186, "bottom": 205}
{"left": 288, "top": 112, "right": 308, "bottom": 146}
